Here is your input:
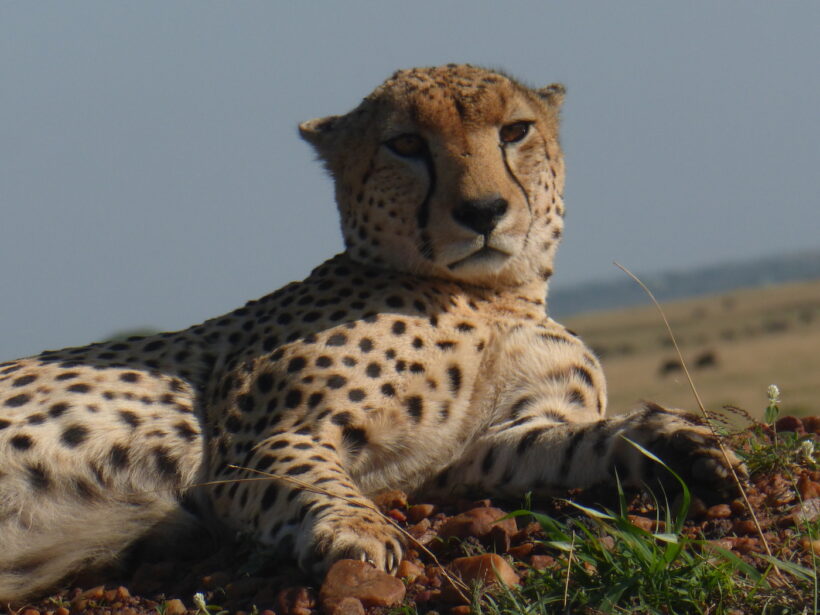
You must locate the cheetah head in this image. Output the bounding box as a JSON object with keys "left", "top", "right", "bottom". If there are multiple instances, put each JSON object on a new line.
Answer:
{"left": 300, "top": 64, "right": 566, "bottom": 290}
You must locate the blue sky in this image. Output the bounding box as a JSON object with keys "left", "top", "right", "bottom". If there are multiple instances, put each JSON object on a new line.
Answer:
{"left": 2, "top": 2, "right": 819, "bottom": 360}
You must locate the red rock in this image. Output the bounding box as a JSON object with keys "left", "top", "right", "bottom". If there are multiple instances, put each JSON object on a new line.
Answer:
{"left": 162, "top": 599, "right": 187, "bottom": 615}
{"left": 507, "top": 542, "right": 534, "bottom": 560}
{"left": 801, "top": 416, "right": 820, "bottom": 435}
{"left": 775, "top": 415, "right": 805, "bottom": 434}
{"left": 332, "top": 597, "right": 365, "bottom": 615}
{"left": 397, "top": 559, "right": 424, "bottom": 582}
{"left": 439, "top": 507, "right": 517, "bottom": 540}
{"left": 789, "top": 498, "right": 820, "bottom": 524}
{"left": 372, "top": 490, "right": 408, "bottom": 511}
{"left": 387, "top": 508, "right": 407, "bottom": 522}
{"left": 407, "top": 503, "right": 437, "bottom": 523}
{"left": 319, "top": 560, "right": 406, "bottom": 612}
{"left": 529, "top": 555, "right": 554, "bottom": 570}
{"left": 798, "top": 475, "right": 820, "bottom": 500}
{"left": 800, "top": 537, "right": 820, "bottom": 555}
{"left": 705, "top": 504, "right": 731, "bottom": 519}
{"left": 628, "top": 515, "right": 663, "bottom": 531}
{"left": 277, "top": 586, "right": 316, "bottom": 615}
{"left": 733, "top": 519, "right": 760, "bottom": 535}
{"left": 447, "top": 553, "right": 520, "bottom": 595}
{"left": 730, "top": 537, "right": 761, "bottom": 554}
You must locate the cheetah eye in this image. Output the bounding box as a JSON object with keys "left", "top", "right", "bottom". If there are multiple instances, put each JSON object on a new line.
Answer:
{"left": 385, "top": 134, "right": 427, "bottom": 158}
{"left": 499, "top": 121, "right": 532, "bottom": 144}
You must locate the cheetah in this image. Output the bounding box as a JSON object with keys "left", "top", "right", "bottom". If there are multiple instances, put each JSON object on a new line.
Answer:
{"left": 0, "top": 64, "right": 743, "bottom": 603}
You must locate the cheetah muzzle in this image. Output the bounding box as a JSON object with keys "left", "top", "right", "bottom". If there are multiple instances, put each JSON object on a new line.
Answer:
{"left": 0, "top": 64, "right": 745, "bottom": 603}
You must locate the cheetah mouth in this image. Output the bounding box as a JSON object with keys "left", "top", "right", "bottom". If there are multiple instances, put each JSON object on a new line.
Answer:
{"left": 446, "top": 246, "right": 511, "bottom": 271}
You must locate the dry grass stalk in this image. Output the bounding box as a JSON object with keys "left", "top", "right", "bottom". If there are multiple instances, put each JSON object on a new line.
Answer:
{"left": 614, "top": 261, "right": 787, "bottom": 585}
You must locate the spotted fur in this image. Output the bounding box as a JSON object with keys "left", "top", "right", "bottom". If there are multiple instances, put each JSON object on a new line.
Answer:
{"left": 0, "top": 64, "right": 742, "bottom": 603}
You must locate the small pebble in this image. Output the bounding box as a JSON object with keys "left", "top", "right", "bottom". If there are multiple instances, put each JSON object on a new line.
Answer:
{"left": 705, "top": 504, "right": 731, "bottom": 519}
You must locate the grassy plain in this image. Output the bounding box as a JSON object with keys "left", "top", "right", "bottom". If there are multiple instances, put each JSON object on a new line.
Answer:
{"left": 563, "top": 278, "right": 820, "bottom": 420}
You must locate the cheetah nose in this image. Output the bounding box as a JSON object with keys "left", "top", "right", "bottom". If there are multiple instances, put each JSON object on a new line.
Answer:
{"left": 452, "top": 197, "right": 509, "bottom": 235}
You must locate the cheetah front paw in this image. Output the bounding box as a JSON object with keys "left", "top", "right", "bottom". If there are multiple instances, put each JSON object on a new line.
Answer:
{"left": 626, "top": 404, "right": 747, "bottom": 498}
{"left": 298, "top": 507, "right": 404, "bottom": 575}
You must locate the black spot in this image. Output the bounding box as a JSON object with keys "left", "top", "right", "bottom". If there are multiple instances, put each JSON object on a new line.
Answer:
{"left": 12, "top": 375, "right": 37, "bottom": 387}
{"left": 119, "top": 410, "right": 141, "bottom": 429}
{"left": 559, "top": 429, "right": 588, "bottom": 478}
{"left": 572, "top": 366, "right": 594, "bottom": 387}
{"left": 144, "top": 340, "right": 165, "bottom": 352}
{"left": 386, "top": 296, "right": 404, "bottom": 308}
{"left": 332, "top": 412, "right": 352, "bottom": 426}
{"left": 568, "top": 389, "right": 586, "bottom": 406}
{"left": 263, "top": 336, "right": 280, "bottom": 351}
{"left": 257, "top": 373, "right": 275, "bottom": 393}
{"left": 109, "top": 444, "right": 130, "bottom": 469}
{"left": 410, "top": 362, "right": 425, "bottom": 373}
{"left": 174, "top": 422, "right": 198, "bottom": 442}
{"left": 391, "top": 321, "right": 406, "bottom": 335}
{"left": 120, "top": 372, "right": 140, "bottom": 383}
{"left": 481, "top": 447, "right": 495, "bottom": 474}
{"left": 348, "top": 389, "right": 366, "bottom": 402}
{"left": 326, "top": 333, "right": 347, "bottom": 347}
{"left": 365, "top": 363, "right": 381, "bottom": 378}
{"left": 0, "top": 419, "right": 10, "bottom": 430}
{"left": 446, "top": 366, "right": 462, "bottom": 395}
{"left": 456, "top": 322, "right": 475, "bottom": 332}
{"left": 359, "top": 338, "right": 374, "bottom": 353}
{"left": 436, "top": 341, "right": 456, "bottom": 351}
{"left": 327, "top": 375, "right": 347, "bottom": 389}
{"left": 26, "top": 413, "right": 46, "bottom": 425}
{"left": 517, "top": 427, "right": 547, "bottom": 455}
{"left": 60, "top": 425, "right": 89, "bottom": 448}
{"left": 27, "top": 464, "right": 51, "bottom": 490}
{"left": 316, "top": 356, "right": 333, "bottom": 368}
{"left": 55, "top": 372, "right": 78, "bottom": 381}
{"left": 287, "top": 357, "right": 307, "bottom": 373}
{"left": 153, "top": 447, "right": 179, "bottom": 480}
{"left": 286, "top": 464, "right": 313, "bottom": 476}
{"left": 225, "top": 414, "right": 242, "bottom": 433}
{"left": 67, "top": 383, "right": 91, "bottom": 394}
{"left": 381, "top": 383, "right": 396, "bottom": 397}
{"left": 342, "top": 426, "right": 368, "bottom": 455}
{"left": 10, "top": 434, "right": 33, "bottom": 450}
{"left": 307, "top": 392, "right": 324, "bottom": 408}
{"left": 543, "top": 410, "right": 569, "bottom": 423}
{"left": 510, "top": 396, "right": 534, "bottom": 419}
{"left": 261, "top": 484, "right": 279, "bottom": 510}
{"left": 413, "top": 337, "right": 424, "bottom": 349}
{"left": 5, "top": 394, "right": 31, "bottom": 408}
{"left": 73, "top": 477, "right": 97, "bottom": 501}
{"left": 270, "top": 440, "right": 290, "bottom": 450}
{"left": 284, "top": 389, "right": 303, "bottom": 408}
{"left": 49, "top": 403, "right": 69, "bottom": 418}
{"left": 539, "top": 333, "right": 571, "bottom": 345}
{"left": 405, "top": 396, "right": 423, "bottom": 422}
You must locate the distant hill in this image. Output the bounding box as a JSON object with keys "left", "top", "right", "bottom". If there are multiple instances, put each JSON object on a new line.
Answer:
{"left": 549, "top": 249, "right": 820, "bottom": 317}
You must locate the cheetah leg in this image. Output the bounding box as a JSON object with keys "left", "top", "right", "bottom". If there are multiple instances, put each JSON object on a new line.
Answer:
{"left": 430, "top": 403, "right": 744, "bottom": 499}
{"left": 211, "top": 432, "right": 404, "bottom": 575}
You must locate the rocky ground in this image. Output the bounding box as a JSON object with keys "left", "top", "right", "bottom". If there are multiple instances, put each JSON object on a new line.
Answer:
{"left": 9, "top": 415, "right": 820, "bottom": 615}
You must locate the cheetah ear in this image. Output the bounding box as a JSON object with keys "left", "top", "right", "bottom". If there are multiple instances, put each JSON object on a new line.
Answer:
{"left": 299, "top": 115, "right": 341, "bottom": 148}
{"left": 537, "top": 83, "right": 566, "bottom": 109}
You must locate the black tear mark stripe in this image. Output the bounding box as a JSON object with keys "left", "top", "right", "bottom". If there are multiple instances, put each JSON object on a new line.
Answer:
{"left": 499, "top": 146, "right": 531, "bottom": 214}
{"left": 416, "top": 148, "right": 438, "bottom": 259}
